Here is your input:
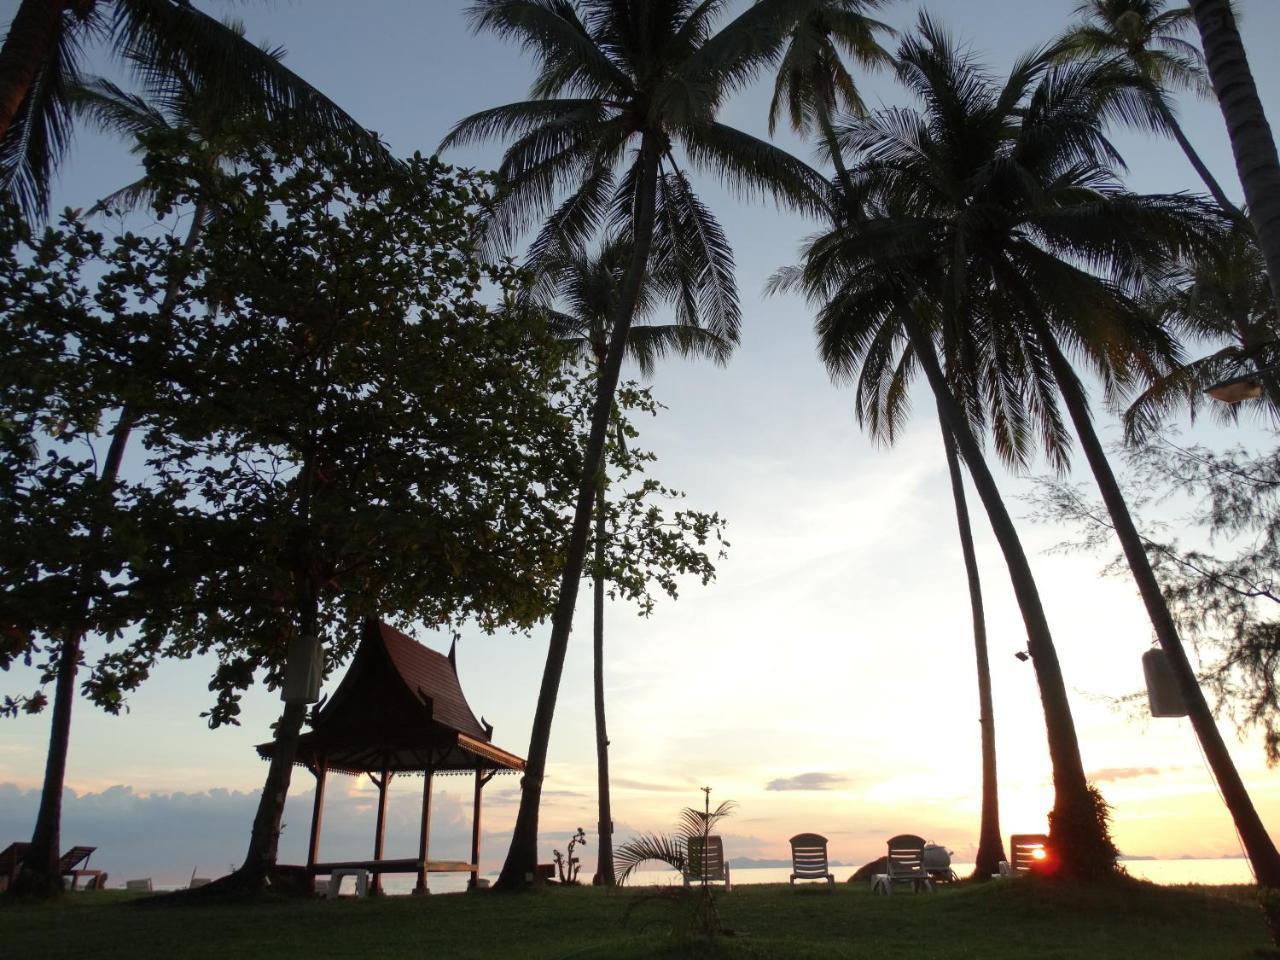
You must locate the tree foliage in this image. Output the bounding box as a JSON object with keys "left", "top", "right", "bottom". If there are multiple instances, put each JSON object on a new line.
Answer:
{"left": 591, "top": 383, "right": 727, "bottom": 617}
{"left": 1, "top": 135, "right": 585, "bottom": 727}
{"left": 1033, "top": 436, "right": 1280, "bottom": 763}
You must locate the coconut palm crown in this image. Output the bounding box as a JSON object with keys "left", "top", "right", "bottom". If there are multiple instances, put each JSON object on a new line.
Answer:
{"left": 1056, "top": 0, "right": 1244, "bottom": 221}
{"left": 0, "top": 0, "right": 388, "bottom": 220}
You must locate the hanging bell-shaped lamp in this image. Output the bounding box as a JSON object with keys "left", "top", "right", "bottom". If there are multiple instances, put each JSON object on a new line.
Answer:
{"left": 1143, "top": 648, "right": 1187, "bottom": 718}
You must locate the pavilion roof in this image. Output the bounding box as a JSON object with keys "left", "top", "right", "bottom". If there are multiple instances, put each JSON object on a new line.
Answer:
{"left": 257, "top": 620, "right": 524, "bottom": 777}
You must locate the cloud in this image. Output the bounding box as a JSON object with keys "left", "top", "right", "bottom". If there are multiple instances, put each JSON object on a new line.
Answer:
{"left": 612, "top": 778, "right": 696, "bottom": 794}
{"left": 0, "top": 779, "right": 514, "bottom": 888}
{"left": 764, "top": 772, "right": 849, "bottom": 792}
{"left": 1088, "top": 767, "right": 1168, "bottom": 782}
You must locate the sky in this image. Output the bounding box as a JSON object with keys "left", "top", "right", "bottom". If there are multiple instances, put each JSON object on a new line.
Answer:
{"left": 3, "top": 0, "right": 1280, "bottom": 887}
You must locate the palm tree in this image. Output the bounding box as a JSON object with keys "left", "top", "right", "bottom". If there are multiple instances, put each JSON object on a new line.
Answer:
{"left": 769, "top": 0, "right": 893, "bottom": 194}
{"left": 1185, "top": 0, "right": 1280, "bottom": 318}
{"left": 831, "top": 16, "right": 1280, "bottom": 885}
{"left": 441, "top": 0, "right": 826, "bottom": 888}
{"left": 0, "top": 0, "right": 385, "bottom": 219}
{"left": 770, "top": 1, "right": 1007, "bottom": 880}
{"left": 527, "top": 235, "right": 732, "bottom": 886}
{"left": 783, "top": 18, "right": 1144, "bottom": 879}
{"left": 1057, "top": 0, "right": 1243, "bottom": 223}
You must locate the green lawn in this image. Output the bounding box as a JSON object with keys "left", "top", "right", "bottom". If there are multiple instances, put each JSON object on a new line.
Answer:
{"left": 2, "top": 878, "right": 1273, "bottom": 959}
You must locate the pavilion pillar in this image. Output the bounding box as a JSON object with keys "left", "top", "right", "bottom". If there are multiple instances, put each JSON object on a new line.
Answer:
{"left": 305, "top": 758, "right": 328, "bottom": 895}
{"left": 371, "top": 766, "right": 392, "bottom": 895}
{"left": 414, "top": 766, "right": 435, "bottom": 895}
{"left": 469, "top": 767, "right": 485, "bottom": 890}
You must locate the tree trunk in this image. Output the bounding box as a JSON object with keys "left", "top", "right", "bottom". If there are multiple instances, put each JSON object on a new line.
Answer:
{"left": 11, "top": 405, "right": 132, "bottom": 898}
{"left": 592, "top": 483, "right": 615, "bottom": 887}
{"left": 0, "top": 0, "right": 77, "bottom": 144}
{"left": 1188, "top": 0, "right": 1280, "bottom": 318}
{"left": 1041, "top": 331, "right": 1280, "bottom": 887}
{"left": 1158, "top": 99, "right": 1247, "bottom": 227}
{"left": 897, "top": 302, "right": 1111, "bottom": 879}
{"left": 234, "top": 566, "right": 318, "bottom": 887}
{"left": 938, "top": 406, "right": 1005, "bottom": 880}
{"left": 495, "top": 135, "right": 661, "bottom": 890}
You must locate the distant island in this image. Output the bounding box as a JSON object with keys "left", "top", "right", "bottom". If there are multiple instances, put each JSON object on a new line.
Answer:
{"left": 728, "top": 858, "right": 851, "bottom": 869}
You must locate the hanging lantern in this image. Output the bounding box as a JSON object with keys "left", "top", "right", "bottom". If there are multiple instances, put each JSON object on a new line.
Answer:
{"left": 1143, "top": 648, "right": 1187, "bottom": 718}
{"left": 282, "top": 634, "right": 324, "bottom": 704}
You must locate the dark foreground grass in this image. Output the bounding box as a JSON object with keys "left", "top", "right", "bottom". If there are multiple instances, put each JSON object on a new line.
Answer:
{"left": 1, "top": 877, "right": 1273, "bottom": 959}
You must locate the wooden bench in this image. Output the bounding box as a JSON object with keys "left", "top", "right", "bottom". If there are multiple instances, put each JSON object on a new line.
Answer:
{"left": 310, "top": 858, "right": 477, "bottom": 876}
{"left": 310, "top": 858, "right": 477, "bottom": 895}
{"left": 1009, "top": 834, "right": 1050, "bottom": 875}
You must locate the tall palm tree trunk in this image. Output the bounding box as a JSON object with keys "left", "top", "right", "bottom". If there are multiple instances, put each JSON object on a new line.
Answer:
{"left": 12, "top": 204, "right": 207, "bottom": 898}
{"left": 1188, "top": 0, "right": 1280, "bottom": 316}
{"left": 0, "top": 0, "right": 80, "bottom": 143}
{"left": 897, "top": 303, "right": 1110, "bottom": 879}
{"left": 593, "top": 483, "right": 615, "bottom": 887}
{"left": 1041, "top": 332, "right": 1280, "bottom": 888}
{"left": 1156, "top": 99, "right": 1246, "bottom": 226}
{"left": 938, "top": 406, "right": 1005, "bottom": 879}
{"left": 496, "top": 135, "right": 661, "bottom": 890}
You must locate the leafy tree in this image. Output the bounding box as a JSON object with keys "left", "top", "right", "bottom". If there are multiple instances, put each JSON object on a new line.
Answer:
{"left": 529, "top": 236, "right": 730, "bottom": 887}
{"left": 1033, "top": 437, "right": 1280, "bottom": 764}
{"left": 1057, "top": 0, "right": 1244, "bottom": 223}
{"left": 442, "top": 0, "right": 825, "bottom": 888}
{"left": 2, "top": 138, "right": 584, "bottom": 893}
{"left": 1184, "top": 0, "right": 1280, "bottom": 319}
{"left": 0, "top": 203, "right": 192, "bottom": 895}
{"left": 3, "top": 49, "right": 287, "bottom": 895}
{"left": 0, "top": 0, "right": 385, "bottom": 219}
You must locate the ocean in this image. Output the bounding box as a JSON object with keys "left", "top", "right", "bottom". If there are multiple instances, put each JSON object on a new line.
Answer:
{"left": 363, "top": 857, "right": 1256, "bottom": 895}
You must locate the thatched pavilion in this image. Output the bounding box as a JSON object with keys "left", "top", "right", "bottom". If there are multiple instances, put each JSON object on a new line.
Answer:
{"left": 259, "top": 619, "right": 524, "bottom": 894}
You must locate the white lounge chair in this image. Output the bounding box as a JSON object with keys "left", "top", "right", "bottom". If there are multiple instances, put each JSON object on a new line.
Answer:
{"left": 683, "top": 836, "right": 731, "bottom": 891}
{"left": 789, "top": 833, "right": 835, "bottom": 888}
{"left": 872, "top": 834, "right": 934, "bottom": 894}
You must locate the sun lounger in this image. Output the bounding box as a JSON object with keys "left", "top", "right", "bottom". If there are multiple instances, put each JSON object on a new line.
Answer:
{"left": 0, "top": 842, "right": 31, "bottom": 893}
{"left": 789, "top": 833, "right": 835, "bottom": 888}
{"left": 683, "top": 836, "right": 731, "bottom": 890}
{"left": 872, "top": 834, "right": 934, "bottom": 894}
{"left": 59, "top": 845, "right": 104, "bottom": 889}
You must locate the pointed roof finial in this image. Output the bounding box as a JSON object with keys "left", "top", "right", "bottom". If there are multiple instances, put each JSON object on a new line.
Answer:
{"left": 447, "top": 633, "right": 458, "bottom": 669}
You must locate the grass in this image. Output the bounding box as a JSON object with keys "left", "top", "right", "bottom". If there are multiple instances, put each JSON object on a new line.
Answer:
{"left": 1, "top": 877, "right": 1274, "bottom": 959}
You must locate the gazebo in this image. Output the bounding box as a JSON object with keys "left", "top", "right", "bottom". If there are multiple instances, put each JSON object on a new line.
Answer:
{"left": 258, "top": 619, "right": 525, "bottom": 894}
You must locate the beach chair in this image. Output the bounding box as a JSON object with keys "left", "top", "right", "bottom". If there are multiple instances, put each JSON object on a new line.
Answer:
{"left": 788, "top": 833, "right": 835, "bottom": 888}
{"left": 683, "top": 836, "right": 731, "bottom": 891}
{"left": 59, "top": 845, "right": 103, "bottom": 890}
{"left": 872, "top": 835, "right": 934, "bottom": 894}
{"left": 0, "top": 842, "right": 31, "bottom": 893}
{"left": 1008, "top": 834, "right": 1050, "bottom": 875}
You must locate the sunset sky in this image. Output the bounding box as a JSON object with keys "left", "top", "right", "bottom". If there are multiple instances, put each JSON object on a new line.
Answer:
{"left": 3, "top": 0, "right": 1280, "bottom": 886}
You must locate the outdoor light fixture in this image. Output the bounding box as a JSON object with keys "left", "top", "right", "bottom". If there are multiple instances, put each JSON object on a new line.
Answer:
{"left": 1204, "top": 371, "right": 1264, "bottom": 404}
{"left": 1014, "top": 650, "right": 1030, "bottom": 662}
